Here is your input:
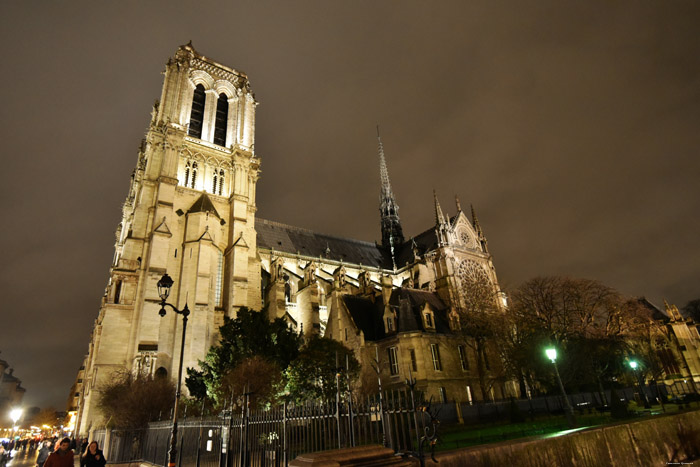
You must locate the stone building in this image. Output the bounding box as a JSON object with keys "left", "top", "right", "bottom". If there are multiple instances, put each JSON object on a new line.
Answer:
{"left": 635, "top": 299, "right": 700, "bottom": 392}
{"left": 76, "top": 44, "right": 510, "bottom": 435}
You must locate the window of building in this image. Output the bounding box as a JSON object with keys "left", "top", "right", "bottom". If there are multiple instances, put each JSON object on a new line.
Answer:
{"left": 184, "top": 161, "right": 191, "bottom": 187}
{"left": 215, "top": 250, "right": 223, "bottom": 306}
{"left": 212, "top": 170, "right": 218, "bottom": 194}
{"left": 458, "top": 345, "right": 468, "bottom": 371}
{"left": 430, "top": 344, "right": 442, "bottom": 371}
{"left": 217, "top": 169, "right": 224, "bottom": 195}
{"left": 188, "top": 84, "right": 206, "bottom": 138}
{"left": 386, "top": 317, "right": 394, "bottom": 332}
{"left": 190, "top": 162, "right": 198, "bottom": 188}
{"left": 439, "top": 387, "right": 447, "bottom": 403}
{"left": 114, "top": 280, "right": 122, "bottom": 304}
{"left": 213, "top": 93, "right": 228, "bottom": 147}
{"left": 388, "top": 347, "right": 399, "bottom": 376}
{"left": 424, "top": 312, "right": 433, "bottom": 328}
{"left": 482, "top": 348, "right": 491, "bottom": 371}
{"left": 465, "top": 385, "right": 473, "bottom": 405}
{"left": 409, "top": 348, "right": 417, "bottom": 372}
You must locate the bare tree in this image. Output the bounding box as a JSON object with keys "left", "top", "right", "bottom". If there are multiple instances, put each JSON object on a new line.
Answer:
{"left": 97, "top": 369, "right": 175, "bottom": 429}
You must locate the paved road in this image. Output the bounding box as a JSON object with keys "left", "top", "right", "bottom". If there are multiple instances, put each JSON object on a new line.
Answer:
{"left": 6, "top": 449, "right": 38, "bottom": 467}
{"left": 6, "top": 449, "right": 80, "bottom": 467}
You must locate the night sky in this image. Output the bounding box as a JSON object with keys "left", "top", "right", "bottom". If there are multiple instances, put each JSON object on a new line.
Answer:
{"left": 1, "top": 1, "right": 699, "bottom": 409}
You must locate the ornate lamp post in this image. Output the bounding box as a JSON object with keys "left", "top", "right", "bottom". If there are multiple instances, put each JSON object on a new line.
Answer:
{"left": 545, "top": 348, "right": 576, "bottom": 428}
{"left": 628, "top": 360, "right": 651, "bottom": 409}
{"left": 156, "top": 273, "right": 190, "bottom": 467}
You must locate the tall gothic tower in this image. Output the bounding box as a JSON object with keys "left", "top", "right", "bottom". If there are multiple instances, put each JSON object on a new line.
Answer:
{"left": 377, "top": 131, "right": 404, "bottom": 256}
{"left": 77, "top": 44, "right": 262, "bottom": 434}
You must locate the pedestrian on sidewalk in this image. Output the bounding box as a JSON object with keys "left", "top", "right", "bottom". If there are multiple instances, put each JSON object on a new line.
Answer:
{"left": 43, "top": 438, "right": 73, "bottom": 467}
{"left": 80, "top": 442, "right": 106, "bottom": 467}
{"left": 36, "top": 441, "right": 52, "bottom": 467}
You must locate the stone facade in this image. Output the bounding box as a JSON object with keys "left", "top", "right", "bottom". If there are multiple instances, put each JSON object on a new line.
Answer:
{"left": 75, "top": 45, "right": 511, "bottom": 435}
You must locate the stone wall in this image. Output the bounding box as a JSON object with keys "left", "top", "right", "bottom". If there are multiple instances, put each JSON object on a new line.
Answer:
{"left": 433, "top": 409, "right": 700, "bottom": 466}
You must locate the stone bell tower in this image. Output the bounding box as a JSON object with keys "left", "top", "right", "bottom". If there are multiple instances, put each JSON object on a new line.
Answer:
{"left": 77, "top": 44, "right": 262, "bottom": 435}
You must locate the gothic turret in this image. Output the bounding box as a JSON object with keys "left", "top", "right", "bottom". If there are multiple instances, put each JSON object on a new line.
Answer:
{"left": 377, "top": 128, "right": 404, "bottom": 252}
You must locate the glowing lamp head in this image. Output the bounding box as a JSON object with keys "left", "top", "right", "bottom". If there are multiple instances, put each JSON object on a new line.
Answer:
{"left": 545, "top": 348, "right": 557, "bottom": 362}
{"left": 629, "top": 360, "right": 638, "bottom": 370}
{"left": 157, "top": 273, "right": 174, "bottom": 301}
{"left": 10, "top": 408, "right": 22, "bottom": 424}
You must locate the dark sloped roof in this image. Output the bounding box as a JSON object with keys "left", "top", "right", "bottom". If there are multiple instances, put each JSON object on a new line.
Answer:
{"left": 188, "top": 193, "right": 221, "bottom": 218}
{"left": 256, "top": 218, "right": 392, "bottom": 267}
{"left": 394, "top": 226, "right": 438, "bottom": 267}
{"left": 636, "top": 297, "right": 670, "bottom": 322}
{"left": 391, "top": 288, "right": 451, "bottom": 334}
{"left": 341, "top": 288, "right": 451, "bottom": 342}
{"left": 343, "top": 295, "right": 386, "bottom": 341}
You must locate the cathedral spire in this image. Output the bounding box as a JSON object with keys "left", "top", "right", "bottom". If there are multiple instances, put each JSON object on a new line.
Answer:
{"left": 433, "top": 190, "right": 446, "bottom": 226}
{"left": 377, "top": 126, "right": 404, "bottom": 250}
{"left": 470, "top": 204, "right": 483, "bottom": 236}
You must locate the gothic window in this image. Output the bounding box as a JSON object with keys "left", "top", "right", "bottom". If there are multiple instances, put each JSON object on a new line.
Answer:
{"left": 184, "top": 161, "right": 191, "bottom": 187}
{"left": 188, "top": 84, "right": 206, "bottom": 139}
{"left": 212, "top": 170, "right": 218, "bottom": 194}
{"left": 430, "top": 343, "right": 442, "bottom": 371}
{"left": 217, "top": 169, "right": 224, "bottom": 195}
{"left": 215, "top": 250, "right": 223, "bottom": 307}
{"left": 191, "top": 162, "right": 198, "bottom": 188}
{"left": 388, "top": 347, "right": 399, "bottom": 375}
{"left": 456, "top": 259, "right": 490, "bottom": 288}
{"left": 213, "top": 93, "right": 228, "bottom": 147}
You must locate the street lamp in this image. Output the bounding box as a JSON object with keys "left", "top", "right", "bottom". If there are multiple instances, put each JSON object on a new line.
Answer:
{"left": 10, "top": 408, "right": 22, "bottom": 431}
{"left": 545, "top": 347, "right": 576, "bottom": 428}
{"left": 157, "top": 273, "right": 190, "bottom": 467}
{"left": 628, "top": 360, "right": 650, "bottom": 409}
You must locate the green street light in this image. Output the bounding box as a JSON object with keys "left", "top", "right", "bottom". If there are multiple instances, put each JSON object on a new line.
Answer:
{"left": 628, "top": 359, "right": 650, "bottom": 408}
{"left": 544, "top": 347, "right": 575, "bottom": 428}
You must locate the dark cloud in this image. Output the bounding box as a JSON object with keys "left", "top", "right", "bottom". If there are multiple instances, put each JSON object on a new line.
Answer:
{"left": 1, "top": 0, "right": 699, "bottom": 407}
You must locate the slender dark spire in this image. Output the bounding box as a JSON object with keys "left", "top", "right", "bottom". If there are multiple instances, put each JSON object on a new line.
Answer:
{"left": 377, "top": 126, "right": 404, "bottom": 252}
{"left": 433, "top": 190, "right": 445, "bottom": 226}
{"left": 470, "top": 204, "right": 482, "bottom": 236}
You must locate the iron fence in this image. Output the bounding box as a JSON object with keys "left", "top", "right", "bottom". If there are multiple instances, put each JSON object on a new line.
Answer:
{"left": 91, "top": 383, "right": 687, "bottom": 466}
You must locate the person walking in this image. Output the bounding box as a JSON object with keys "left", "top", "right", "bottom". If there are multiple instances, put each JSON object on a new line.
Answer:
{"left": 79, "top": 442, "right": 106, "bottom": 467}
{"left": 43, "top": 438, "right": 73, "bottom": 467}
{"left": 36, "top": 441, "right": 52, "bottom": 467}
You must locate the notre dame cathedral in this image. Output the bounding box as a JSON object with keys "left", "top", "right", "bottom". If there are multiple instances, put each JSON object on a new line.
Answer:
{"left": 74, "top": 44, "right": 513, "bottom": 435}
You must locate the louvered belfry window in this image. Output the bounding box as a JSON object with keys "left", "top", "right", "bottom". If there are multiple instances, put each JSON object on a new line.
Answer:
{"left": 213, "top": 93, "right": 228, "bottom": 147}
{"left": 188, "top": 84, "right": 206, "bottom": 138}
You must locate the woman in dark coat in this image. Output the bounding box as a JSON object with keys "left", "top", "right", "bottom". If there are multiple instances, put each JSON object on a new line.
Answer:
{"left": 80, "top": 442, "right": 106, "bottom": 467}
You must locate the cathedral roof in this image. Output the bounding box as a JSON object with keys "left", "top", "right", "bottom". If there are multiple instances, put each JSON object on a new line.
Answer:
{"left": 256, "top": 218, "right": 392, "bottom": 268}
{"left": 636, "top": 297, "right": 671, "bottom": 322}
{"left": 341, "top": 288, "right": 451, "bottom": 342}
{"left": 188, "top": 193, "right": 221, "bottom": 218}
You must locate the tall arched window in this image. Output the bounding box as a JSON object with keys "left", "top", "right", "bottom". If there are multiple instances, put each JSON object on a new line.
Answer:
{"left": 191, "top": 162, "right": 198, "bottom": 189}
{"left": 213, "top": 93, "right": 228, "bottom": 147}
{"left": 184, "top": 161, "right": 191, "bottom": 187}
{"left": 188, "top": 84, "right": 206, "bottom": 139}
{"left": 217, "top": 169, "right": 224, "bottom": 195}
{"left": 212, "top": 170, "right": 218, "bottom": 194}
